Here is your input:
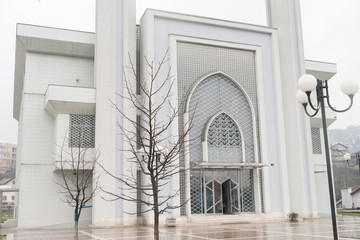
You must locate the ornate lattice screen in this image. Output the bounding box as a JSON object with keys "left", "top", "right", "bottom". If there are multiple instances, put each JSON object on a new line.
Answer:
{"left": 207, "top": 113, "right": 242, "bottom": 163}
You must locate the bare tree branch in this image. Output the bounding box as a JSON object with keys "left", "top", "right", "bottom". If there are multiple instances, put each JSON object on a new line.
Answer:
{"left": 55, "top": 116, "right": 100, "bottom": 231}
{"left": 100, "top": 52, "right": 196, "bottom": 240}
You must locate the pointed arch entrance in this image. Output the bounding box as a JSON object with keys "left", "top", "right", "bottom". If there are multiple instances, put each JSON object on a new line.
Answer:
{"left": 184, "top": 72, "right": 263, "bottom": 215}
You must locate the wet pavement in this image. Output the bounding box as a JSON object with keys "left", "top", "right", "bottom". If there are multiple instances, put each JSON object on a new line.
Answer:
{"left": 2, "top": 216, "right": 360, "bottom": 239}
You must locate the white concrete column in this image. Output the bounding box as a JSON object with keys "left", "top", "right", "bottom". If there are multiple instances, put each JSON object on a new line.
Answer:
{"left": 267, "top": 0, "right": 318, "bottom": 217}
{"left": 121, "top": 0, "right": 137, "bottom": 226}
{"left": 0, "top": 191, "right": 3, "bottom": 223}
{"left": 94, "top": 0, "right": 136, "bottom": 226}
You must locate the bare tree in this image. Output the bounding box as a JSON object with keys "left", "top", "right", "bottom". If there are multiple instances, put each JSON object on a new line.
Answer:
{"left": 56, "top": 116, "right": 100, "bottom": 235}
{"left": 101, "top": 52, "right": 196, "bottom": 240}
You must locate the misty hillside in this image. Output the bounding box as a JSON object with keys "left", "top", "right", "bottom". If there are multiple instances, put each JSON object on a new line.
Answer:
{"left": 330, "top": 125, "right": 360, "bottom": 153}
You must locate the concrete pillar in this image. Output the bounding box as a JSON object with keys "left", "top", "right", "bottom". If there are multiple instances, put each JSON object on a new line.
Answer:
{"left": 267, "top": 0, "right": 318, "bottom": 217}
{"left": 94, "top": 0, "right": 137, "bottom": 226}
{"left": 0, "top": 192, "right": 3, "bottom": 223}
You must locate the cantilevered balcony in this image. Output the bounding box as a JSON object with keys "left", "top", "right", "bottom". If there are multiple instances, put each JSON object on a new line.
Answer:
{"left": 44, "top": 85, "right": 95, "bottom": 118}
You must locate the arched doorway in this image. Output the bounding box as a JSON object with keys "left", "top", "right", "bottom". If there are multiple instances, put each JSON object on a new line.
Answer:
{"left": 185, "top": 73, "right": 260, "bottom": 215}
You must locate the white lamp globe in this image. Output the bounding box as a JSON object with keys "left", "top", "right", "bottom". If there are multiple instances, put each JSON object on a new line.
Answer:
{"left": 296, "top": 90, "right": 308, "bottom": 104}
{"left": 341, "top": 80, "right": 359, "bottom": 96}
{"left": 343, "top": 153, "right": 351, "bottom": 161}
{"left": 298, "top": 74, "right": 317, "bottom": 92}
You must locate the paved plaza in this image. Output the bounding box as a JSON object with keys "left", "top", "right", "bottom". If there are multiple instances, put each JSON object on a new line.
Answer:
{"left": 2, "top": 216, "right": 360, "bottom": 239}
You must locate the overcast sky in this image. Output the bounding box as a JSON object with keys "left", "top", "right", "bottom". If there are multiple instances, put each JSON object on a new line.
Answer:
{"left": 0, "top": 0, "right": 359, "bottom": 144}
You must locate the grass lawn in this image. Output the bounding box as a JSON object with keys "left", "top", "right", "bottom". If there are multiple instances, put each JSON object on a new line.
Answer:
{"left": 338, "top": 212, "right": 360, "bottom": 216}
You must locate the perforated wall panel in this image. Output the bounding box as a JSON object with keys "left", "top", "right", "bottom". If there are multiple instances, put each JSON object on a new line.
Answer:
{"left": 311, "top": 127, "right": 322, "bottom": 155}
{"left": 69, "top": 114, "right": 95, "bottom": 148}
{"left": 176, "top": 41, "right": 262, "bottom": 215}
{"left": 137, "top": 170, "right": 142, "bottom": 216}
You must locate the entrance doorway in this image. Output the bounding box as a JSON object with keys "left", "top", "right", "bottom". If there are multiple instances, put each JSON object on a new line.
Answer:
{"left": 222, "top": 179, "right": 240, "bottom": 214}
{"left": 222, "top": 180, "right": 231, "bottom": 214}
{"left": 190, "top": 169, "right": 255, "bottom": 215}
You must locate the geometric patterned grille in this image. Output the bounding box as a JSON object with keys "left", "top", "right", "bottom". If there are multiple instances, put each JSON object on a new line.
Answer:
{"left": 177, "top": 42, "right": 261, "bottom": 215}
{"left": 177, "top": 42, "right": 259, "bottom": 166}
{"left": 190, "top": 170, "right": 255, "bottom": 214}
{"left": 241, "top": 170, "right": 254, "bottom": 212}
{"left": 259, "top": 168, "right": 265, "bottom": 213}
{"left": 190, "top": 171, "right": 203, "bottom": 214}
{"left": 69, "top": 114, "right": 95, "bottom": 148}
{"left": 311, "top": 127, "right": 322, "bottom": 154}
{"left": 137, "top": 170, "right": 142, "bottom": 216}
{"left": 136, "top": 115, "right": 141, "bottom": 149}
{"left": 208, "top": 113, "right": 242, "bottom": 162}
{"left": 180, "top": 170, "right": 187, "bottom": 216}
{"left": 189, "top": 74, "right": 254, "bottom": 163}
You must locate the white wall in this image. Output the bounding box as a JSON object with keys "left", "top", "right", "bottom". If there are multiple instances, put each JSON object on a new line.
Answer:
{"left": 352, "top": 191, "right": 360, "bottom": 209}
{"left": 315, "top": 173, "right": 331, "bottom": 215}
{"left": 17, "top": 51, "right": 94, "bottom": 228}
{"left": 341, "top": 188, "right": 352, "bottom": 209}
{"left": 24, "top": 53, "right": 94, "bottom": 93}
{"left": 312, "top": 127, "right": 331, "bottom": 215}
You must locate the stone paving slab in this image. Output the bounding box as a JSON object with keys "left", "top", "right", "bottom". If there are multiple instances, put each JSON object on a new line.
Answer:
{"left": 2, "top": 216, "right": 360, "bottom": 239}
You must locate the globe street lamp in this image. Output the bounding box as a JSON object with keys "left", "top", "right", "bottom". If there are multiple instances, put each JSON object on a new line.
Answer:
{"left": 343, "top": 152, "right": 360, "bottom": 174}
{"left": 297, "top": 74, "right": 359, "bottom": 240}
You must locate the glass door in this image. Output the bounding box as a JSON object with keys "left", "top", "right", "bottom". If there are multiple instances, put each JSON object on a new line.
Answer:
{"left": 204, "top": 179, "right": 223, "bottom": 214}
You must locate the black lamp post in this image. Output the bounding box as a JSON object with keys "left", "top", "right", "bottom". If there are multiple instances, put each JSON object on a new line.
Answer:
{"left": 296, "top": 74, "right": 359, "bottom": 240}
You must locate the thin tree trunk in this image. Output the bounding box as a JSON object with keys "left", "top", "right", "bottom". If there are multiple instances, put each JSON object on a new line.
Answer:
{"left": 154, "top": 205, "right": 159, "bottom": 240}
{"left": 74, "top": 220, "right": 79, "bottom": 240}
{"left": 153, "top": 177, "right": 159, "bottom": 240}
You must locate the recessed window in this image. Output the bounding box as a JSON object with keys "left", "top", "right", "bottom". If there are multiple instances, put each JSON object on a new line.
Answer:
{"left": 311, "top": 127, "right": 322, "bottom": 154}
{"left": 69, "top": 114, "right": 95, "bottom": 148}
{"left": 136, "top": 115, "right": 141, "bottom": 149}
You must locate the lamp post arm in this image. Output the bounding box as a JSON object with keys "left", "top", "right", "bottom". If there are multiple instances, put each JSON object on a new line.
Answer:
{"left": 326, "top": 94, "right": 354, "bottom": 113}
{"left": 302, "top": 104, "right": 320, "bottom": 117}
{"left": 306, "top": 79, "right": 323, "bottom": 111}
{"left": 323, "top": 80, "right": 355, "bottom": 113}
{"left": 346, "top": 159, "right": 357, "bottom": 167}
{"left": 306, "top": 92, "right": 320, "bottom": 111}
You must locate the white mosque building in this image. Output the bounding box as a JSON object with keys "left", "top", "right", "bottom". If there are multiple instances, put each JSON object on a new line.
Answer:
{"left": 12, "top": 0, "right": 337, "bottom": 228}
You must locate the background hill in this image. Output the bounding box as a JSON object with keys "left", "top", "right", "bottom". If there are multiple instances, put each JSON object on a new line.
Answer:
{"left": 329, "top": 125, "right": 360, "bottom": 201}
{"left": 330, "top": 125, "right": 360, "bottom": 153}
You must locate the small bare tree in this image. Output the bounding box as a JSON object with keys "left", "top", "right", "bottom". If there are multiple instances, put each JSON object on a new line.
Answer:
{"left": 101, "top": 52, "right": 195, "bottom": 240}
{"left": 56, "top": 116, "right": 100, "bottom": 234}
